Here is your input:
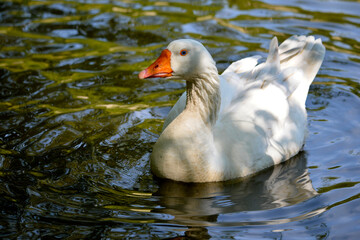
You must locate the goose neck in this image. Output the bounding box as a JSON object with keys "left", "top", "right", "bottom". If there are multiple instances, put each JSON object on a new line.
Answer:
{"left": 185, "top": 72, "right": 221, "bottom": 126}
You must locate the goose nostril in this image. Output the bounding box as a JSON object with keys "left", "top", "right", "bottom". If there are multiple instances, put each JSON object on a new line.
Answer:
{"left": 154, "top": 64, "right": 159, "bottom": 69}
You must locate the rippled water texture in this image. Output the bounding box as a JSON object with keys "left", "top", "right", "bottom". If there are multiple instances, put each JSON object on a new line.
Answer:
{"left": 1, "top": 0, "right": 360, "bottom": 239}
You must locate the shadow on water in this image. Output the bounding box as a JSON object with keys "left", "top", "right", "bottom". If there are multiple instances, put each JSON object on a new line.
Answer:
{"left": 151, "top": 151, "right": 326, "bottom": 239}
{"left": 155, "top": 151, "right": 316, "bottom": 222}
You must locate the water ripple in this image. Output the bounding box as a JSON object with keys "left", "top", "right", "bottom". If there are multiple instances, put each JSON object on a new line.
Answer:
{"left": 0, "top": 0, "right": 360, "bottom": 239}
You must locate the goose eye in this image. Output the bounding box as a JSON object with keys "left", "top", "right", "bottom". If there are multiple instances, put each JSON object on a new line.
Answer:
{"left": 180, "top": 49, "right": 188, "bottom": 56}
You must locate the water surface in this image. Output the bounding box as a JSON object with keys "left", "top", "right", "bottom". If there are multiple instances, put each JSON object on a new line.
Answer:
{"left": 1, "top": 0, "right": 360, "bottom": 239}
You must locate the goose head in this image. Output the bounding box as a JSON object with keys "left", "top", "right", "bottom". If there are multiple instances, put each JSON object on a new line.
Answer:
{"left": 139, "top": 39, "right": 217, "bottom": 81}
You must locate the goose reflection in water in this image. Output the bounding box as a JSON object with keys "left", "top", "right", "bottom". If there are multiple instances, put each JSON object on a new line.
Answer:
{"left": 154, "top": 151, "right": 317, "bottom": 226}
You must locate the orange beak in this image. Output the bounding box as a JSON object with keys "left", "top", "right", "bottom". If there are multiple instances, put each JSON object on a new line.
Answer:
{"left": 139, "top": 49, "right": 173, "bottom": 79}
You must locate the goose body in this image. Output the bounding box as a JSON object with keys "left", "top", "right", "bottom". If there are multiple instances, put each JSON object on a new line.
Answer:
{"left": 139, "top": 35, "right": 325, "bottom": 182}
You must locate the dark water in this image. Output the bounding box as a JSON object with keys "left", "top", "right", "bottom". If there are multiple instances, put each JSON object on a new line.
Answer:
{"left": 1, "top": 0, "right": 360, "bottom": 239}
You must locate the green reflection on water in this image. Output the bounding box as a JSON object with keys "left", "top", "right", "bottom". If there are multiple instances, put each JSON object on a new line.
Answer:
{"left": 0, "top": 0, "right": 360, "bottom": 239}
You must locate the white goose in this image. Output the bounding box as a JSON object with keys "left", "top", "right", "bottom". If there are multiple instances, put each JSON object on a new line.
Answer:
{"left": 139, "top": 35, "right": 325, "bottom": 182}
